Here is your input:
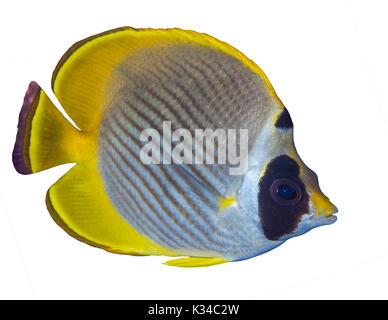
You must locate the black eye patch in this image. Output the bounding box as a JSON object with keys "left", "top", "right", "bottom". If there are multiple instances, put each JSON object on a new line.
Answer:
{"left": 275, "top": 108, "right": 293, "bottom": 129}
{"left": 258, "top": 155, "right": 308, "bottom": 240}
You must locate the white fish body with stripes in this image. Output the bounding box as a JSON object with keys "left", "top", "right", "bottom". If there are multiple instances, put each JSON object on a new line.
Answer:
{"left": 13, "top": 27, "right": 338, "bottom": 267}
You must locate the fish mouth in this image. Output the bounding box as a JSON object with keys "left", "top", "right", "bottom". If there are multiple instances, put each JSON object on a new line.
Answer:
{"left": 313, "top": 205, "right": 338, "bottom": 224}
{"left": 311, "top": 191, "right": 338, "bottom": 222}
{"left": 325, "top": 213, "right": 338, "bottom": 223}
{"left": 321, "top": 207, "right": 338, "bottom": 224}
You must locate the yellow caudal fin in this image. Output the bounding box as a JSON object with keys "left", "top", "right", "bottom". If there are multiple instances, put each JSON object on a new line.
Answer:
{"left": 50, "top": 26, "right": 281, "bottom": 133}
{"left": 13, "top": 82, "right": 179, "bottom": 256}
{"left": 12, "top": 81, "right": 91, "bottom": 174}
{"left": 46, "top": 162, "right": 179, "bottom": 256}
{"left": 163, "top": 257, "right": 228, "bottom": 268}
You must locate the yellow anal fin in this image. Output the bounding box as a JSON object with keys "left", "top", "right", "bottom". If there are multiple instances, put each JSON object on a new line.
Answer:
{"left": 163, "top": 257, "right": 228, "bottom": 268}
{"left": 46, "top": 162, "right": 179, "bottom": 257}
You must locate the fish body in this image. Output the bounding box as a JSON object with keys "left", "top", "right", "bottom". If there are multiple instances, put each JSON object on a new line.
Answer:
{"left": 13, "top": 27, "right": 337, "bottom": 267}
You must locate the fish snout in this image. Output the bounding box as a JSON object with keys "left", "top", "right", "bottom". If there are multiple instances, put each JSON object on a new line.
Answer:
{"left": 311, "top": 190, "right": 338, "bottom": 221}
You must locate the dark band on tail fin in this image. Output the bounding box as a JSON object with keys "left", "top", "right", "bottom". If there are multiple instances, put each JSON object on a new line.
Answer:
{"left": 12, "top": 81, "right": 41, "bottom": 174}
{"left": 12, "top": 82, "right": 85, "bottom": 175}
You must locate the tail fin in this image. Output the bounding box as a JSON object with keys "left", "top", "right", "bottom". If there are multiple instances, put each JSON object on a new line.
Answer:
{"left": 12, "top": 81, "right": 89, "bottom": 174}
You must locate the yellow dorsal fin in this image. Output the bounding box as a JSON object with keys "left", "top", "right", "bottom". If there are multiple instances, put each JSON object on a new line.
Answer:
{"left": 163, "top": 257, "right": 228, "bottom": 268}
{"left": 51, "top": 27, "right": 281, "bottom": 131}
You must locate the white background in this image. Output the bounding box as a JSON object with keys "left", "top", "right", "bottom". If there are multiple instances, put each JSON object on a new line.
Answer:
{"left": 1, "top": 0, "right": 387, "bottom": 299}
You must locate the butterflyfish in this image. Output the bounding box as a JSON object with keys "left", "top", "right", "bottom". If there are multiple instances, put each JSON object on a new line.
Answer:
{"left": 12, "top": 27, "right": 337, "bottom": 267}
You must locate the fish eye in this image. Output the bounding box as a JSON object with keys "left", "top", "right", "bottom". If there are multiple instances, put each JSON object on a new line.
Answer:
{"left": 270, "top": 178, "right": 302, "bottom": 206}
